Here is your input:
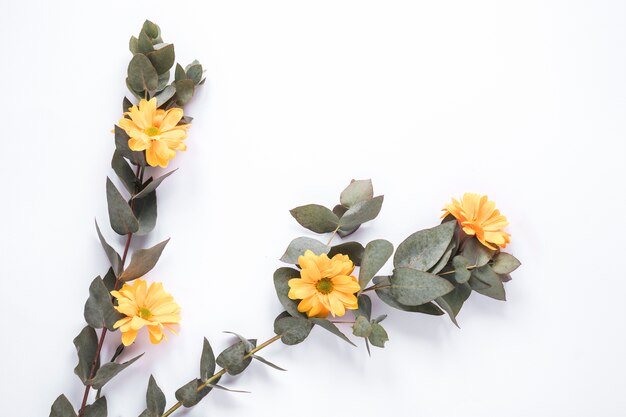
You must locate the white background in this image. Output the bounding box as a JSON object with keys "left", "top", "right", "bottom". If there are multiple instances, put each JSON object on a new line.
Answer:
{"left": 1, "top": 1, "right": 625, "bottom": 416}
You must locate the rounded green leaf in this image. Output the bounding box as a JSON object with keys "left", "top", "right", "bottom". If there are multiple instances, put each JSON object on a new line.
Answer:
{"left": 390, "top": 267, "right": 455, "bottom": 306}
{"left": 127, "top": 54, "right": 158, "bottom": 93}
{"left": 340, "top": 179, "right": 373, "bottom": 207}
{"left": 273, "top": 267, "right": 304, "bottom": 318}
{"left": 394, "top": 221, "right": 456, "bottom": 271}
{"left": 358, "top": 239, "right": 394, "bottom": 291}
{"left": 289, "top": 204, "right": 340, "bottom": 234}
{"left": 491, "top": 252, "right": 521, "bottom": 274}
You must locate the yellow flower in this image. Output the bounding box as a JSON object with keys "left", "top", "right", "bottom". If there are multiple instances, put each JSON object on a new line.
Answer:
{"left": 111, "top": 279, "right": 181, "bottom": 346}
{"left": 442, "top": 193, "right": 511, "bottom": 250}
{"left": 288, "top": 250, "right": 360, "bottom": 318}
{"left": 118, "top": 98, "right": 189, "bottom": 168}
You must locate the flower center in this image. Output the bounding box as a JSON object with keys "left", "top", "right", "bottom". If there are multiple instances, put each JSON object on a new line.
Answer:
{"left": 144, "top": 126, "right": 160, "bottom": 137}
{"left": 138, "top": 307, "right": 152, "bottom": 319}
{"left": 316, "top": 278, "right": 334, "bottom": 294}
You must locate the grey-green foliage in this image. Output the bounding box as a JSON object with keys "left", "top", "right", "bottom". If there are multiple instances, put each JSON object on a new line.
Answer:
{"left": 435, "top": 283, "right": 472, "bottom": 327}
{"left": 175, "top": 378, "right": 217, "bottom": 408}
{"left": 83, "top": 397, "right": 107, "bottom": 417}
{"left": 138, "top": 375, "right": 166, "bottom": 417}
{"left": 133, "top": 190, "right": 157, "bottom": 236}
{"left": 87, "top": 354, "right": 143, "bottom": 390}
{"left": 95, "top": 220, "right": 122, "bottom": 276}
{"left": 134, "top": 170, "right": 177, "bottom": 199}
{"left": 84, "top": 276, "right": 123, "bottom": 331}
{"left": 390, "top": 268, "right": 455, "bottom": 306}
{"left": 491, "top": 252, "right": 521, "bottom": 274}
{"left": 111, "top": 151, "right": 139, "bottom": 194}
{"left": 216, "top": 339, "right": 257, "bottom": 375}
{"left": 340, "top": 179, "right": 373, "bottom": 207}
{"left": 328, "top": 241, "right": 365, "bottom": 265}
{"left": 274, "top": 312, "right": 313, "bottom": 345}
{"left": 359, "top": 239, "right": 393, "bottom": 291}
{"left": 200, "top": 338, "right": 216, "bottom": 381}
{"left": 49, "top": 395, "right": 77, "bottom": 417}
{"left": 280, "top": 237, "right": 329, "bottom": 264}
{"left": 309, "top": 318, "right": 356, "bottom": 347}
{"left": 119, "top": 239, "right": 170, "bottom": 281}
{"left": 373, "top": 276, "right": 444, "bottom": 315}
{"left": 73, "top": 326, "right": 99, "bottom": 384}
{"left": 106, "top": 177, "right": 138, "bottom": 235}
{"left": 471, "top": 265, "right": 506, "bottom": 301}
{"left": 273, "top": 267, "right": 304, "bottom": 318}
{"left": 289, "top": 204, "right": 340, "bottom": 233}
{"left": 394, "top": 221, "right": 456, "bottom": 271}
{"left": 461, "top": 238, "right": 495, "bottom": 267}
{"left": 114, "top": 126, "right": 146, "bottom": 167}
{"left": 352, "top": 315, "right": 389, "bottom": 349}
{"left": 450, "top": 255, "right": 472, "bottom": 284}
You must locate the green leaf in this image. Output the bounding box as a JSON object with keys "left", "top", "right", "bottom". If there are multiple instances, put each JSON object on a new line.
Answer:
{"left": 332, "top": 204, "right": 360, "bottom": 238}
{"left": 328, "top": 241, "right": 365, "bottom": 265}
{"left": 200, "top": 338, "right": 216, "bottom": 381}
{"left": 147, "top": 44, "right": 175, "bottom": 75}
{"left": 73, "top": 326, "right": 99, "bottom": 384}
{"left": 430, "top": 232, "right": 458, "bottom": 274}
{"left": 280, "top": 237, "right": 329, "bottom": 264}
{"left": 49, "top": 394, "right": 77, "bottom": 417}
{"left": 134, "top": 169, "right": 177, "bottom": 199}
{"left": 146, "top": 375, "right": 166, "bottom": 416}
{"left": 216, "top": 339, "right": 257, "bottom": 375}
{"left": 84, "top": 276, "right": 123, "bottom": 331}
{"left": 491, "top": 252, "right": 521, "bottom": 274}
{"left": 143, "top": 20, "right": 160, "bottom": 39}
{"left": 309, "top": 318, "right": 356, "bottom": 347}
{"left": 119, "top": 239, "right": 170, "bottom": 281}
{"left": 252, "top": 354, "right": 287, "bottom": 371}
{"left": 289, "top": 204, "right": 340, "bottom": 234}
{"left": 390, "top": 268, "right": 455, "bottom": 306}
{"left": 352, "top": 315, "right": 372, "bottom": 337}
{"left": 174, "top": 63, "right": 186, "bottom": 81}
{"left": 137, "top": 30, "right": 154, "bottom": 54}
{"left": 129, "top": 36, "right": 139, "bottom": 54}
{"left": 461, "top": 238, "right": 495, "bottom": 267}
{"left": 471, "top": 265, "right": 506, "bottom": 301}
{"left": 95, "top": 220, "right": 122, "bottom": 276}
{"left": 87, "top": 354, "right": 143, "bottom": 389}
{"left": 394, "top": 221, "right": 456, "bottom": 271}
{"left": 186, "top": 63, "right": 203, "bottom": 84}
{"left": 273, "top": 312, "right": 313, "bottom": 345}
{"left": 127, "top": 54, "right": 158, "bottom": 93}
{"left": 435, "top": 283, "right": 472, "bottom": 327}
{"left": 273, "top": 267, "right": 304, "bottom": 318}
{"left": 106, "top": 177, "right": 139, "bottom": 235}
{"left": 205, "top": 383, "right": 250, "bottom": 393}
{"left": 339, "top": 195, "right": 384, "bottom": 229}
{"left": 156, "top": 85, "right": 176, "bottom": 107}
{"left": 374, "top": 277, "right": 444, "bottom": 315}
{"left": 111, "top": 151, "right": 138, "bottom": 194}
{"left": 114, "top": 125, "right": 146, "bottom": 166}
{"left": 133, "top": 191, "right": 157, "bottom": 236}
{"left": 123, "top": 97, "right": 133, "bottom": 112}
{"left": 358, "top": 239, "right": 393, "bottom": 291}
{"left": 450, "top": 255, "right": 472, "bottom": 284}
{"left": 175, "top": 378, "right": 217, "bottom": 407}
{"left": 354, "top": 294, "right": 372, "bottom": 320}
{"left": 368, "top": 323, "right": 389, "bottom": 348}
{"left": 102, "top": 268, "right": 116, "bottom": 292}
{"left": 340, "top": 179, "right": 373, "bottom": 207}
{"left": 174, "top": 79, "right": 194, "bottom": 106}
{"left": 83, "top": 397, "right": 107, "bottom": 417}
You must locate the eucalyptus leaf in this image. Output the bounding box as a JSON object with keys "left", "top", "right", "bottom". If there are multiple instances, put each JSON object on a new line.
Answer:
{"left": 390, "top": 268, "right": 455, "bottom": 306}
{"left": 279, "top": 237, "right": 329, "bottom": 264}
{"left": 147, "top": 44, "right": 174, "bottom": 75}
{"left": 133, "top": 191, "right": 157, "bottom": 236}
{"left": 146, "top": 375, "right": 166, "bottom": 416}
{"left": 84, "top": 276, "right": 123, "bottom": 331}
{"left": 368, "top": 323, "right": 389, "bottom": 348}
{"left": 340, "top": 179, "right": 373, "bottom": 207}
{"left": 83, "top": 397, "right": 107, "bottom": 417}
{"left": 491, "top": 252, "right": 521, "bottom": 274}
{"left": 339, "top": 195, "right": 384, "bottom": 229}
{"left": 186, "top": 63, "right": 203, "bottom": 84}
{"left": 119, "top": 239, "right": 169, "bottom": 281}
{"left": 451, "top": 255, "right": 472, "bottom": 284}
{"left": 123, "top": 97, "right": 133, "bottom": 113}
{"left": 127, "top": 53, "right": 158, "bottom": 93}
{"left": 106, "top": 177, "right": 139, "bottom": 235}
{"left": 174, "top": 79, "right": 194, "bottom": 106}
{"left": 95, "top": 220, "right": 122, "bottom": 276}
{"left": 111, "top": 151, "right": 138, "bottom": 194}
{"left": 134, "top": 169, "right": 177, "bottom": 199}
{"left": 354, "top": 294, "right": 372, "bottom": 320}
{"left": 309, "top": 318, "right": 356, "bottom": 347}
{"left": 102, "top": 268, "right": 116, "bottom": 292}
{"left": 206, "top": 383, "right": 250, "bottom": 393}
{"left": 216, "top": 339, "right": 257, "bottom": 375}
{"left": 200, "top": 338, "right": 216, "bottom": 381}
{"left": 137, "top": 30, "right": 154, "bottom": 54}
{"left": 73, "top": 326, "right": 99, "bottom": 384}
{"left": 274, "top": 312, "right": 313, "bottom": 345}
{"left": 273, "top": 267, "right": 305, "bottom": 318}
{"left": 359, "top": 239, "right": 393, "bottom": 291}
{"left": 252, "top": 354, "right": 287, "bottom": 371}
{"left": 332, "top": 204, "right": 361, "bottom": 238}
{"left": 289, "top": 204, "right": 340, "bottom": 234}
{"left": 156, "top": 85, "right": 176, "bottom": 107}
{"left": 129, "top": 36, "right": 138, "bottom": 54}
{"left": 435, "top": 283, "right": 472, "bottom": 327}
{"left": 49, "top": 394, "right": 77, "bottom": 417}
{"left": 430, "top": 235, "right": 457, "bottom": 275}
{"left": 471, "top": 265, "right": 506, "bottom": 301}
{"left": 114, "top": 125, "right": 146, "bottom": 166}
{"left": 175, "top": 378, "right": 217, "bottom": 407}
{"left": 394, "top": 221, "right": 456, "bottom": 271}
{"left": 174, "top": 63, "right": 186, "bottom": 81}
{"left": 374, "top": 277, "right": 444, "bottom": 315}
{"left": 328, "top": 241, "right": 365, "bottom": 265}
{"left": 87, "top": 354, "right": 143, "bottom": 389}
{"left": 461, "top": 238, "right": 495, "bottom": 267}
{"left": 157, "top": 71, "right": 170, "bottom": 92}
{"left": 142, "top": 20, "right": 160, "bottom": 39}
{"left": 352, "top": 315, "right": 372, "bottom": 338}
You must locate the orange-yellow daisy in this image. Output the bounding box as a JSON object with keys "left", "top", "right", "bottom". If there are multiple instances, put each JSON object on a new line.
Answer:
{"left": 442, "top": 193, "right": 511, "bottom": 250}
{"left": 118, "top": 98, "right": 189, "bottom": 168}
{"left": 288, "top": 250, "right": 360, "bottom": 318}
{"left": 111, "top": 279, "right": 181, "bottom": 346}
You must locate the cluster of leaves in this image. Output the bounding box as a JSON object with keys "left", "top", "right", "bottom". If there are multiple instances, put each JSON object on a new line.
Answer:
{"left": 49, "top": 20, "right": 204, "bottom": 417}
{"left": 126, "top": 20, "right": 205, "bottom": 108}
